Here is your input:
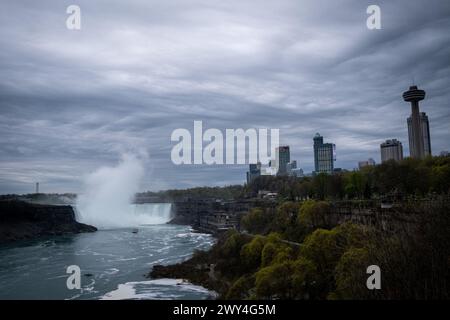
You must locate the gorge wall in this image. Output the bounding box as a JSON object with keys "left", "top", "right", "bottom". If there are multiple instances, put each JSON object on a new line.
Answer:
{"left": 0, "top": 200, "right": 97, "bottom": 244}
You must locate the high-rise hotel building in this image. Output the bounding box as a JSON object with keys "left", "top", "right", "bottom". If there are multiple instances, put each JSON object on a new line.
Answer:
{"left": 380, "top": 139, "right": 403, "bottom": 163}
{"left": 246, "top": 162, "right": 261, "bottom": 184}
{"left": 275, "top": 146, "right": 290, "bottom": 176}
{"left": 313, "top": 133, "right": 335, "bottom": 174}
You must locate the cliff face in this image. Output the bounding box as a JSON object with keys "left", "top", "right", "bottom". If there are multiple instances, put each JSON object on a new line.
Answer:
{"left": 0, "top": 200, "right": 97, "bottom": 244}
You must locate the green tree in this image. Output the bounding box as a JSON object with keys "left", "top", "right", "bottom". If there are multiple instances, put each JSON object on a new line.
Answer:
{"left": 297, "top": 200, "right": 330, "bottom": 230}
{"left": 299, "top": 223, "right": 367, "bottom": 297}
{"left": 344, "top": 171, "right": 367, "bottom": 199}
{"left": 241, "top": 208, "right": 273, "bottom": 234}
{"left": 300, "top": 229, "right": 342, "bottom": 275}
{"left": 226, "top": 274, "right": 255, "bottom": 299}
{"left": 431, "top": 162, "right": 450, "bottom": 194}
{"left": 240, "top": 235, "right": 267, "bottom": 272}
{"left": 291, "top": 257, "right": 320, "bottom": 299}
{"left": 216, "top": 230, "right": 252, "bottom": 276}
{"left": 255, "top": 261, "right": 295, "bottom": 299}
{"left": 273, "top": 202, "right": 299, "bottom": 233}
{"left": 313, "top": 173, "right": 329, "bottom": 200}
{"left": 331, "top": 247, "right": 373, "bottom": 299}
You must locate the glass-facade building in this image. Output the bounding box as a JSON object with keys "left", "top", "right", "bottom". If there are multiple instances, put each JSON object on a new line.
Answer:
{"left": 313, "top": 133, "right": 335, "bottom": 174}
{"left": 246, "top": 162, "right": 261, "bottom": 184}
{"left": 275, "top": 146, "right": 290, "bottom": 176}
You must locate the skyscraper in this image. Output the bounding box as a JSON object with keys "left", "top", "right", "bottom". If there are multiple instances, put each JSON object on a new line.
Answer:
{"left": 403, "top": 85, "right": 428, "bottom": 159}
{"left": 380, "top": 139, "right": 403, "bottom": 163}
{"left": 286, "top": 160, "right": 297, "bottom": 173}
{"left": 246, "top": 162, "right": 261, "bottom": 184}
{"left": 313, "top": 133, "right": 323, "bottom": 172}
{"left": 313, "top": 133, "right": 335, "bottom": 174}
{"left": 407, "top": 112, "right": 431, "bottom": 157}
{"left": 275, "top": 146, "right": 290, "bottom": 176}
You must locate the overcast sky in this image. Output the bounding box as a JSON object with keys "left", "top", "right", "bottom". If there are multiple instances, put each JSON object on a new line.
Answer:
{"left": 0, "top": 0, "right": 449, "bottom": 194}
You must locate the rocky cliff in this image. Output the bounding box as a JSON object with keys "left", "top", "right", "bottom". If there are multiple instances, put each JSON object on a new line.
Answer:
{"left": 0, "top": 200, "right": 97, "bottom": 244}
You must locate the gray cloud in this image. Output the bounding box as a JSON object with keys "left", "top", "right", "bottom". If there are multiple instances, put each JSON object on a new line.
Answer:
{"left": 0, "top": 0, "right": 449, "bottom": 193}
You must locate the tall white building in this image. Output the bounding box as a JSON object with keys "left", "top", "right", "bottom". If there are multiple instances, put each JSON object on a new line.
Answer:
{"left": 380, "top": 139, "right": 403, "bottom": 163}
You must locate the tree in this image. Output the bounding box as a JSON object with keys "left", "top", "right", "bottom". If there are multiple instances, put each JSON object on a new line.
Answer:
{"left": 313, "top": 173, "right": 329, "bottom": 200}
{"left": 297, "top": 200, "right": 330, "bottom": 230}
{"left": 299, "top": 223, "right": 367, "bottom": 297}
{"left": 216, "top": 230, "right": 252, "bottom": 276}
{"left": 430, "top": 162, "right": 450, "bottom": 194}
{"left": 226, "top": 274, "right": 255, "bottom": 299}
{"left": 344, "top": 171, "right": 367, "bottom": 199}
{"left": 291, "top": 257, "right": 320, "bottom": 299}
{"left": 331, "top": 247, "right": 373, "bottom": 299}
{"left": 300, "top": 229, "right": 342, "bottom": 275}
{"left": 273, "top": 202, "right": 299, "bottom": 232}
{"left": 241, "top": 208, "right": 273, "bottom": 234}
{"left": 240, "top": 235, "right": 267, "bottom": 272}
{"left": 328, "top": 174, "right": 345, "bottom": 199}
{"left": 261, "top": 241, "right": 278, "bottom": 267}
{"left": 255, "top": 261, "right": 295, "bottom": 299}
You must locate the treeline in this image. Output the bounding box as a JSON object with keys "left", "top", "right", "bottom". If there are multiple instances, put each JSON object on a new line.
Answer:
{"left": 136, "top": 185, "right": 245, "bottom": 202}
{"left": 0, "top": 193, "right": 76, "bottom": 204}
{"left": 197, "top": 198, "right": 449, "bottom": 299}
{"left": 246, "top": 155, "right": 450, "bottom": 200}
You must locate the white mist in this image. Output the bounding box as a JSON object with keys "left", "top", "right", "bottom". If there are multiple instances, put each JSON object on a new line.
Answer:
{"left": 76, "top": 154, "right": 171, "bottom": 229}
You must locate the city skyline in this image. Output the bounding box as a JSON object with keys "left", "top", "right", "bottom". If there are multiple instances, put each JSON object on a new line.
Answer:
{"left": 1, "top": 0, "right": 450, "bottom": 194}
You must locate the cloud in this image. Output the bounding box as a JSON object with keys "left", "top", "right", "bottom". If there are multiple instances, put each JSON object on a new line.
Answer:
{"left": 0, "top": 0, "right": 449, "bottom": 193}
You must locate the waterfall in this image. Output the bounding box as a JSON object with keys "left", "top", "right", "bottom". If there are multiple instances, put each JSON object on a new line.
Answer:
{"left": 131, "top": 203, "right": 173, "bottom": 225}
{"left": 75, "top": 203, "right": 173, "bottom": 229}
{"left": 75, "top": 153, "right": 173, "bottom": 229}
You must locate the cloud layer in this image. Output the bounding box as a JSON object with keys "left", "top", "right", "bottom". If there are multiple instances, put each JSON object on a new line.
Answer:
{"left": 0, "top": 0, "right": 449, "bottom": 193}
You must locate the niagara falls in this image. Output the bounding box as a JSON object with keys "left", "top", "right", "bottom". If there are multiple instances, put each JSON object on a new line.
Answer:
{"left": 0, "top": 154, "right": 215, "bottom": 299}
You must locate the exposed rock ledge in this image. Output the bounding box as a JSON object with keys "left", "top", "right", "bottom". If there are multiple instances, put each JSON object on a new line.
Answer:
{"left": 0, "top": 200, "right": 97, "bottom": 244}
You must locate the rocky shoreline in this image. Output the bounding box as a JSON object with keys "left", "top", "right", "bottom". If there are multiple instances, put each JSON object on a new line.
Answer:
{"left": 0, "top": 200, "right": 97, "bottom": 244}
{"left": 147, "top": 247, "right": 227, "bottom": 297}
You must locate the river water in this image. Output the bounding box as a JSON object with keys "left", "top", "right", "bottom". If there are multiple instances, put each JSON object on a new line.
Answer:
{"left": 0, "top": 204, "right": 215, "bottom": 300}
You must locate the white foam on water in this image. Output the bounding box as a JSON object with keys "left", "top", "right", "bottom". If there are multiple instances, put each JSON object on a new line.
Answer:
{"left": 100, "top": 278, "right": 216, "bottom": 300}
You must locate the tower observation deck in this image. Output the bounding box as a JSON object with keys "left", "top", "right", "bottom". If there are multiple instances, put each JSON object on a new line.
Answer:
{"left": 403, "top": 85, "right": 426, "bottom": 159}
